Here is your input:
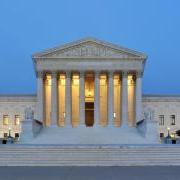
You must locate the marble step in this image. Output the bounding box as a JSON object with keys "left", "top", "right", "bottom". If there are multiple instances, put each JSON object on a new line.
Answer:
{"left": 1, "top": 160, "right": 180, "bottom": 166}
{"left": 1, "top": 145, "right": 180, "bottom": 166}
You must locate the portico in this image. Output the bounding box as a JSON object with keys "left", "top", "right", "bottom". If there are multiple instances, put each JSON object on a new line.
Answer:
{"left": 33, "top": 38, "right": 146, "bottom": 130}
{"left": 37, "top": 71, "right": 142, "bottom": 128}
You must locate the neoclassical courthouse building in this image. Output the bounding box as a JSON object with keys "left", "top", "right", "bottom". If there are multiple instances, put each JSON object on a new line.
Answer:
{"left": 0, "top": 38, "right": 180, "bottom": 144}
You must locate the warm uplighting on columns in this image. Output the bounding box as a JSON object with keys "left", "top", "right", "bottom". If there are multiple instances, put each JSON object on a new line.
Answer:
{"left": 44, "top": 74, "right": 52, "bottom": 127}
{"left": 46, "top": 74, "right": 52, "bottom": 86}
{"left": 72, "top": 74, "right": 79, "bottom": 85}
{"left": 58, "top": 73, "right": 66, "bottom": 127}
{"left": 113, "top": 74, "right": 121, "bottom": 127}
{"left": 128, "top": 75, "right": 135, "bottom": 85}
{"left": 128, "top": 74, "right": 135, "bottom": 127}
{"left": 72, "top": 74, "right": 80, "bottom": 127}
{"left": 100, "top": 74, "right": 108, "bottom": 126}
{"left": 59, "top": 74, "right": 65, "bottom": 85}
{"left": 58, "top": 74, "right": 66, "bottom": 127}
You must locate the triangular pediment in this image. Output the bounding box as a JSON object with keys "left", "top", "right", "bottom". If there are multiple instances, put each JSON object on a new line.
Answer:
{"left": 33, "top": 37, "right": 147, "bottom": 59}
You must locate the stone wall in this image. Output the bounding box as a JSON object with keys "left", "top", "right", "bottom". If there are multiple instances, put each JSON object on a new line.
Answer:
{"left": 0, "top": 94, "right": 180, "bottom": 139}
{"left": 143, "top": 95, "right": 180, "bottom": 138}
{"left": 0, "top": 95, "right": 37, "bottom": 138}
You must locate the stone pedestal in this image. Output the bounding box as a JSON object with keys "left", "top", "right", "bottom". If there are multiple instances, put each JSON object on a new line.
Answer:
{"left": 145, "top": 120, "right": 159, "bottom": 143}
{"left": 20, "top": 119, "right": 34, "bottom": 143}
{"left": 135, "top": 72, "right": 142, "bottom": 124}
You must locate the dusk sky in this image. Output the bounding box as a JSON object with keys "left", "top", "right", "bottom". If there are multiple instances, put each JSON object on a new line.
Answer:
{"left": 0, "top": 0, "right": 180, "bottom": 94}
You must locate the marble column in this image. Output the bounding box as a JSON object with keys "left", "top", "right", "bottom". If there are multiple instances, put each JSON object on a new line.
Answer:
{"left": 94, "top": 71, "right": 100, "bottom": 126}
{"left": 135, "top": 71, "right": 142, "bottom": 124}
{"left": 121, "top": 71, "right": 128, "bottom": 127}
{"left": 65, "top": 71, "right": 72, "bottom": 126}
{"left": 37, "top": 71, "right": 44, "bottom": 122}
{"left": 51, "top": 72, "right": 58, "bottom": 126}
{"left": 108, "top": 71, "right": 114, "bottom": 126}
{"left": 79, "top": 71, "right": 85, "bottom": 126}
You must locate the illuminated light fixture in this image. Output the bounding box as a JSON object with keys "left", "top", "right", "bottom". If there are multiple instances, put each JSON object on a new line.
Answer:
{"left": 171, "top": 133, "right": 175, "bottom": 138}
{"left": 167, "top": 127, "right": 170, "bottom": 137}
{"left": 88, "top": 91, "right": 92, "bottom": 97}
{"left": 63, "top": 112, "right": 66, "bottom": 118}
{"left": 113, "top": 112, "right": 116, "bottom": 118}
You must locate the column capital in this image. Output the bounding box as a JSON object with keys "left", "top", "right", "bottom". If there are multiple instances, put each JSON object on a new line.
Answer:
{"left": 37, "top": 71, "right": 44, "bottom": 78}
{"left": 94, "top": 71, "right": 100, "bottom": 77}
{"left": 136, "top": 71, "right": 143, "bottom": 78}
{"left": 66, "top": 71, "right": 71, "bottom": 78}
{"left": 108, "top": 71, "right": 114, "bottom": 78}
{"left": 79, "top": 71, "right": 85, "bottom": 77}
{"left": 122, "top": 71, "right": 128, "bottom": 77}
{"left": 51, "top": 71, "right": 58, "bottom": 78}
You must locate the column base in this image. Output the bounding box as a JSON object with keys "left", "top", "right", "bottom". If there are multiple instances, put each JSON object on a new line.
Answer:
{"left": 93, "top": 123, "right": 102, "bottom": 128}
{"left": 64, "top": 124, "right": 72, "bottom": 128}
{"left": 51, "top": 124, "right": 59, "bottom": 128}
{"left": 120, "top": 124, "right": 130, "bottom": 129}
{"left": 108, "top": 124, "right": 116, "bottom": 128}
{"left": 78, "top": 124, "right": 86, "bottom": 128}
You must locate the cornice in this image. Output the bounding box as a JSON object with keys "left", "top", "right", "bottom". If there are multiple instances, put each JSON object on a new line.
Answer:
{"left": 143, "top": 94, "right": 180, "bottom": 102}
{"left": 0, "top": 94, "right": 37, "bottom": 102}
{"left": 34, "top": 57, "right": 145, "bottom": 61}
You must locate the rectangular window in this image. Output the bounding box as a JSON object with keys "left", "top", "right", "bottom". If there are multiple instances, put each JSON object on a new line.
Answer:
{"left": 15, "top": 115, "right": 20, "bottom": 125}
{"left": 15, "top": 133, "right": 19, "bottom": 138}
{"left": 160, "top": 133, "right": 164, "bottom": 138}
{"left": 4, "top": 133, "right": 8, "bottom": 138}
{"left": 170, "top": 115, "right": 176, "bottom": 125}
{"left": 3, "top": 115, "right": 9, "bottom": 125}
{"left": 159, "top": 115, "right": 164, "bottom": 126}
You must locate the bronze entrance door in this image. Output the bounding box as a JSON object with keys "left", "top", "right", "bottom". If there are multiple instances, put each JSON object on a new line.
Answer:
{"left": 85, "top": 102, "right": 94, "bottom": 127}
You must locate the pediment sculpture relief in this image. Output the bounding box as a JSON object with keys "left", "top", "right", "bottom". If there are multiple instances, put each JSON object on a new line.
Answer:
{"left": 45, "top": 43, "right": 131, "bottom": 58}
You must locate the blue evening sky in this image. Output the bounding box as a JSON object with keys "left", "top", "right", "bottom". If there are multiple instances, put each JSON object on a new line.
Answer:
{"left": 0, "top": 0, "right": 180, "bottom": 95}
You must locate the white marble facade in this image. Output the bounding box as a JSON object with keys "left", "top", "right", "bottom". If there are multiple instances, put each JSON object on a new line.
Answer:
{"left": 0, "top": 38, "right": 179, "bottom": 142}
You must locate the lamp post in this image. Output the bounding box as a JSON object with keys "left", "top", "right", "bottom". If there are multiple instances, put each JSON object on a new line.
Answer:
{"left": 167, "top": 127, "right": 170, "bottom": 138}
{"left": 166, "top": 127, "right": 172, "bottom": 144}
{"left": 8, "top": 127, "right": 11, "bottom": 138}
{"left": 8, "top": 127, "right": 13, "bottom": 144}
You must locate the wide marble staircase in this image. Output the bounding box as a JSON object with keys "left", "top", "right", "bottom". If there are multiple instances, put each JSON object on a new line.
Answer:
{"left": 1, "top": 144, "right": 180, "bottom": 166}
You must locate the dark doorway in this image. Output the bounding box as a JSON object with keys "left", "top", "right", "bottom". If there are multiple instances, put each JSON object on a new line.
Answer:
{"left": 85, "top": 102, "right": 94, "bottom": 127}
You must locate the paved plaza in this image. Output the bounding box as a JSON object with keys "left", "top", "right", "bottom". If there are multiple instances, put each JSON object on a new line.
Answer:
{"left": 0, "top": 166, "right": 179, "bottom": 180}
